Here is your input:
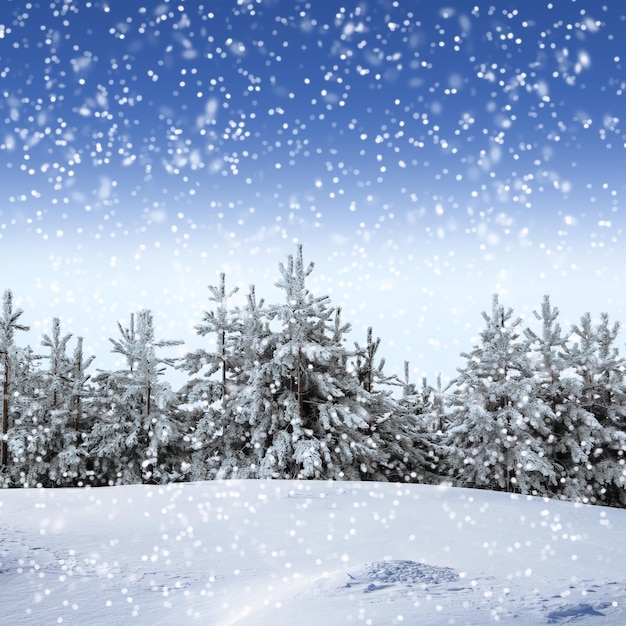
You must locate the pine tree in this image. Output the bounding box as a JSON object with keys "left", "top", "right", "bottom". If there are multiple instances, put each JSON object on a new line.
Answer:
{"left": 352, "top": 329, "right": 443, "bottom": 484}
{"left": 177, "top": 274, "right": 246, "bottom": 479}
{"left": 87, "top": 311, "right": 185, "bottom": 485}
{"left": 214, "top": 246, "right": 389, "bottom": 480}
{"left": 69, "top": 337, "right": 96, "bottom": 434}
{"left": 15, "top": 319, "right": 72, "bottom": 486}
{"left": 524, "top": 298, "right": 601, "bottom": 502}
{"left": 564, "top": 313, "right": 626, "bottom": 505}
{"left": 353, "top": 327, "right": 383, "bottom": 393}
{"left": 42, "top": 318, "right": 73, "bottom": 410}
{"left": 47, "top": 334, "right": 96, "bottom": 486}
{"left": 4, "top": 346, "right": 46, "bottom": 486}
{"left": 400, "top": 364, "right": 446, "bottom": 433}
{"left": 185, "top": 283, "right": 270, "bottom": 479}
{"left": 6, "top": 320, "right": 96, "bottom": 486}
{"left": 178, "top": 273, "right": 240, "bottom": 409}
{"left": 445, "top": 295, "right": 555, "bottom": 495}
{"left": 0, "top": 290, "right": 30, "bottom": 473}
{"left": 525, "top": 296, "right": 566, "bottom": 416}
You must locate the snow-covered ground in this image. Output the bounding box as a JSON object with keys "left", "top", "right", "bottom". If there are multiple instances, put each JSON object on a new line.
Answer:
{"left": 1, "top": 480, "right": 625, "bottom": 625}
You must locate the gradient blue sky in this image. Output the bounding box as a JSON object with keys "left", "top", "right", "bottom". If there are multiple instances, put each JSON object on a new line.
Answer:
{"left": 1, "top": 0, "right": 626, "bottom": 383}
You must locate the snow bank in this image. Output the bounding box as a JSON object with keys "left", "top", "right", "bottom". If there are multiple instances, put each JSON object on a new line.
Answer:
{"left": 1, "top": 480, "right": 626, "bottom": 625}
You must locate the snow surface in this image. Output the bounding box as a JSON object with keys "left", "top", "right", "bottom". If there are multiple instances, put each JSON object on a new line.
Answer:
{"left": 1, "top": 481, "right": 625, "bottom": 625}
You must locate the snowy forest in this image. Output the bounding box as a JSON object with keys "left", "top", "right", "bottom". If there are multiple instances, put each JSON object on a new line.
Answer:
{"left": 0, "top": 246, "right": 624, "bottom": 509}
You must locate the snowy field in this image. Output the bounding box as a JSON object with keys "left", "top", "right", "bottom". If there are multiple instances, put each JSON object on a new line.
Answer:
{"left": 2, "top": 480, "right": 626, "bottom": 625}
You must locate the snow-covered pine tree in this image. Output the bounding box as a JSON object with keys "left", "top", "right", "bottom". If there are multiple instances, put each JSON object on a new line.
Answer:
{"left": 524, "top": 296, "right": 566, "bottom": 416}
{"left": 0, "top": 290, "right": 30, "bottom": 474}
{"left": 565, "top": 313, "right": 626, "bottom": 505}
{"left": 217, "top": 246, "right": 388, "bottom": 480}
{"left": 353, "top": 327, "right": 384, "bottom": 393}
{"left": 177, "top": 274, "right": 245, "bottom": 479}
{"left": 42, "top": 317, "right": 73, "bottom": 410}
{"left": 524, "top": 297, "right": 603, "bottom": 503}
{"left": 445, "top": 295, "right": 556, "bottom": 495}
{"left": 6, "top": 319, "right": 95, "bottom": 486}
{"left": 400, "top": 364, "right": 446, "bottom": 433}
{"left": 4, "top": 346, "right": 46, "bottom": 486}
{"left": 185, "top": 283, "right": 271, "bottom": 479}
{"left": 352, "top": 325, "right": 443, "bottom": 484}
{"left": 9, "top": 318, "right": 73, "bottom": 486}
{"left": 45, "top": 333, "right": 96, "bottom": 486}
{"left": 69, "top": 337, "right": 95, "bottom": 434}
{"left": 178, "top": 273, "right": 240, "bottom": 409}
{"left": 593, "top": 313, "right": 626, "bottom": 505}
{"left": 87, "top": 310, "right": 185, "bottom": 485}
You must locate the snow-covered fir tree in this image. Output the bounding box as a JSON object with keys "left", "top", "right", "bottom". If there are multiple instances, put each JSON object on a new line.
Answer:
{"left": 87, "top": 311, "right": 185, "bottom": 485}
{"left": 352, "top": 329, "right": 443, "bottom": 484}
{"left": 178, "top": 273, "right": 240, "bottom": 410}
{"left": 564, "top": 313, "right": 626, "bottom": 505}
{"left": 524, "top": 296, "right": 566, "bottom": 418}
{"left": 6, "top": 319, "right": 96, "bottom": 486}
{"left": 9, "top": 319, "right": 69, "bottom": 486}
{"left": 400, "top": 363, "right": 447, "bottom": 433}
{"left": 46, "top": 332, "right": 96, "bottom": 486}
{"left": 445, "top": 295, "right": 556, "bottom": 495}
{"left": 0, "top": 290, "right": 30, "bottom": 479}
{"left": 353, "top": 326, "right": 385, "bottom": 394}
{"left": 393, "top": 362, "right": 445, "bottom": 482}
{"left": 177, "top": 273, "right": 245, "bottom": 479}
{"left": 184, "top": 285, "right": 272, "bottom": 480}
{"left": 210, "top": 247, "right": 392, "bottom": 480}
{"left": 4, "top": 346, "right": 46, "bottom": 487}
{"left": 524, "top": 298, "right": 603, "bottom": 503}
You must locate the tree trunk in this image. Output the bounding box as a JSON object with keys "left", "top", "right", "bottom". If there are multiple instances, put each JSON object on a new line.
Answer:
{"left": 221, "top": 328, "right": 227, "bottom": 407}
{"left": 298, "top": 360, "right": 304, "bottom": 422}
{"left": 74, "top": 396, "right": 81, "bottom": 432}
{"left": 1, "top": 358, "right": 9, "bottom": 467}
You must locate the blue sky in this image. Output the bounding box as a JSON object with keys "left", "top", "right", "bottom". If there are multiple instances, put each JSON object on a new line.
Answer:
{"left": 1, "top": 0, "right": 626, "bottom": 383}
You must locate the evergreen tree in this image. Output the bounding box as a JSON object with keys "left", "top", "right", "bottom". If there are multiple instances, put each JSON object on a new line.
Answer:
{"left": 178, "top": 273, "right": 240, "bottom": 409}
{"left": 353, "top": 327, "right": 385, "bottom": 393}
{"left": 213, "top": 247, "right": 389, "bottom": 480}
{"left": 87, "top": 311, "right": 185, "bottom": 485}
{"left": 42, "top": 318, "right": 73, "bottom": 410}
{"left": 186, "top": 283, "right": 270, "bottom": 479}
{"left": 0, "top": 290, "right": 30, "bottom": 474}
{"left": 47, "top": 334, "right": 96, "bottom": 486}
{"left": 564, "top": 313, "right": 626, "bottom": 505}
{"left": 524, "top": 298, "right": 602, "bottom": 503}
{"left": 353, "top": 336, "right": 442, "bottom": 484}
{"left": 400, "top": 364, "right": 446, "bottom": 433}
{"left": 11, "top": 319, "right": 69, "bottom": 485}
{"left": 69, "top": 337, "right": 96, "bottom": 434}
{"left": 177, "top": 274, "right": 245, "bottom": 480}
{"left": 7, "top": 321, "right": 97, "bottom": 486}
{"left": 524, "top": 296, "right": 567, "bottom": 417}
{"left": 4, "top": 346, "right": 46, "bottom": 486}
{"left": 445, "top": 295, "right": 556, "bottom": 495}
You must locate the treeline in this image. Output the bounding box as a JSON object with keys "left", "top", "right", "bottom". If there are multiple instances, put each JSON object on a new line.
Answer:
{"left": 1, "top": 246, "right": 625, "bottom": 508}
